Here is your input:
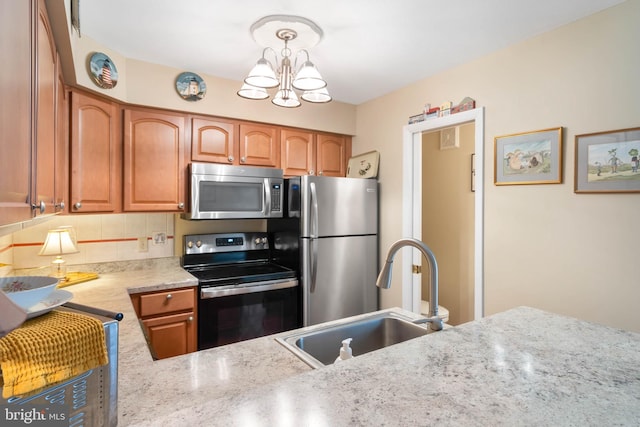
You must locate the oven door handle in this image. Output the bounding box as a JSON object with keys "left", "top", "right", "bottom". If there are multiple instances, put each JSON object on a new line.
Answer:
{"left": 200, "top": 278, "right": 298, "bottom": 299}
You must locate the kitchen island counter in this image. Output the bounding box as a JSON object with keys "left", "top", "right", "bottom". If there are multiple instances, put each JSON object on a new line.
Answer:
{"left": 68, "top": 263, "right": 640, "bottom": 426}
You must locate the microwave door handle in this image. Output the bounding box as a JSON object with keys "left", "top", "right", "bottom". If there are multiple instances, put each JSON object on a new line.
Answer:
{"left": 264, "top": 179, "right": 272, "bottom": 215}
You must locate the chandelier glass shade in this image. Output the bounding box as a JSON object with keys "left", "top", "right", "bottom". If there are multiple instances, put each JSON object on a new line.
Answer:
{"left": 238, "top": 19, "right": 331, "bottom": 108}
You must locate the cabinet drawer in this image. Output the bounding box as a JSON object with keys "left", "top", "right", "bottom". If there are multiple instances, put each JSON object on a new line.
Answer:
{"left": 139, "top": 288, "right": 195, "bottom": 317}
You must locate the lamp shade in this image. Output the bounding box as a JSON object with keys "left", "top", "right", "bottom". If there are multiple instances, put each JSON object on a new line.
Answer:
{"left": 237, "top": 83, "right": 269, "bottom": 100}
{"left": 292, "top": 60, "right": 326, "bottom": 91}
{"left": 301, "top": 87, "right": 332, "bottom": 103}
{"left": 244, "top": 58, "right": 279, "bottom": 88}
{"left": 272, "top": 89, "right": 301, "bottom": 108}
{"left": 39, "top": 228, "right": 79, "bottom": 256}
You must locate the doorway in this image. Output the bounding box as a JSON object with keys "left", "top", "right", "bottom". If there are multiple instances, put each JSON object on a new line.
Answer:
{"left": 400, "top": 107, "right": 484, "bottom": 321}
{"left": 421, "top": 124, "right": 475, "bottom": 325}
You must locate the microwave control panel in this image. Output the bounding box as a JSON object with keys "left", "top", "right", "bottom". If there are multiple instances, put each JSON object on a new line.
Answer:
{"left": 271, "top": 184, "right": 282, "bottom": 212}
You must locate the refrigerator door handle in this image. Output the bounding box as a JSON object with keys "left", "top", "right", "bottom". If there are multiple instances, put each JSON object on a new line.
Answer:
{"left": 309, "top": 182, "right": 319, "bottom": 293}
{"left": 309, "top": 182, "right": 318, "bottom": 238}
{"left": 310, "top": 237, "right": 318, "bottom": 293}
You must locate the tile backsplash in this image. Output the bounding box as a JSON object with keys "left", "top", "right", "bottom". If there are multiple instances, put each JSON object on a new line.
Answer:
{"left": 7, "top": 213, "right": 175, "bottom": 272}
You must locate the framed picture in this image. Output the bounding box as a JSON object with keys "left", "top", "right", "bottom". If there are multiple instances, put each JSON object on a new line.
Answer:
{"left": 574, "top": 127, "right": 640, "bottom": 193}
{"left": 494, "top": 127, "right": 563, "bottom": 185}
{"left": 347, "top": 150, "right": 379, "bottom": 179}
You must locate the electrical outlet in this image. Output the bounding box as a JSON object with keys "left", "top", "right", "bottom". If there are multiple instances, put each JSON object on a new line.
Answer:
{"left": 138, "top": 237, "right": 148, "bottom": 252}
{"left": 151, "top": 232, "right": 167, "bottom": 245}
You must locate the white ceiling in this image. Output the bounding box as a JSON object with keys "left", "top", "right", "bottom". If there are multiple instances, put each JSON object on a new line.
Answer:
{"left": 79, "top": 0, "right": 624, "bottom": 105}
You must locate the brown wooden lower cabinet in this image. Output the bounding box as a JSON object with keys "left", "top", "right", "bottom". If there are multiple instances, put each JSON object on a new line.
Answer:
{"left": 130, "top": 287, "right": 197, "bottom": 360}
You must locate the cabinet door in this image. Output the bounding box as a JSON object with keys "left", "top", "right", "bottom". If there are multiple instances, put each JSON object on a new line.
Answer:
{"left": 70, "top": 91, "right": 121, "bottom": 213}
{"left": 280, "top": 129, "right": 315, "bottom": 176}
{"left": 239, "top": 123, "right": 279, "bottom": 167}
{"left": 0, "top": 0, "right": 32, "bottom": 225}
{"left": 34, "top": 0, "right": 56, "bottom": 216}
{"left": 316, "top": 134, "right": 349, "bottom": 177}
{"left": 54, "top": 55, "right": 68, "bottom": 213}
{"left": 191, "top": 117, "right": 238, "bottom": 164}
{"left": 143, "top": 311, "right": 196, "bottom": 359}
{"left": 123, "top": 108, "right": 186, "bottom": 212}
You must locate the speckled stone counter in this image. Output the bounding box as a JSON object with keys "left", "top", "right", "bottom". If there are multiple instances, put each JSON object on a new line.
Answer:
{"left": 66, "top": 261, "right": 640, "bottom": 426}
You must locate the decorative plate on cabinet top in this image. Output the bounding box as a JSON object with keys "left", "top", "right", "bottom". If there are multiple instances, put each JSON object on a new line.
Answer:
{"left": 89, "top": 52, "right": 118, "bottom": 89}
{"left": 176, "top": 72, "right": 206, "bottom": 101}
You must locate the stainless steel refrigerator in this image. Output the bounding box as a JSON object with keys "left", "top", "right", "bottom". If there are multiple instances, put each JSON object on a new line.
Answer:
{"left": 269, "top": 175, "right": 378, "bottom": 326}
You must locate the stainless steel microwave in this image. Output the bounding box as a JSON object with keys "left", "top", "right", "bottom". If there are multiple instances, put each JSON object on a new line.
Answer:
{"left": 184, "top": 163, "right": 284, "bottom": 220}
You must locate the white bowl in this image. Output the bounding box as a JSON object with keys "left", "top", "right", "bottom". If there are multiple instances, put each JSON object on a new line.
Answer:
{"left": 0, "top": 276, "right": 59, "bottom": 310}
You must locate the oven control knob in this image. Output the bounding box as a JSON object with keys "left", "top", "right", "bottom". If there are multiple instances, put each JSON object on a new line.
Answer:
{"left": 187, "top": 241, "right": 193, "bottom": 248}
{"left": 261, "top": 237, "right": 268, "bottom": 244}
{"left": 254, "top": 238, "right": 261, "bottom": 245}
{"left": 196, "top": 240, "right": 202, "bottom": 248}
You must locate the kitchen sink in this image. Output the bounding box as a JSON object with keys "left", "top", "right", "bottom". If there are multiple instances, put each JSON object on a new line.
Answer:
{"left": 276, "top": 311, "right": 433, "bottom": 368}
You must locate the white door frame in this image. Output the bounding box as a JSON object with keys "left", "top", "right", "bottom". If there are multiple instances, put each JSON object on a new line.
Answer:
{"left": 400, "top": 107, "right": 485, "bottom": 319}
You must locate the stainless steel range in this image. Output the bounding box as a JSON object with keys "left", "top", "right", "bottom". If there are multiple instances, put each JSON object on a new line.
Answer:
{"left": 182, "top": 232, "right": 300, "bottom": 350}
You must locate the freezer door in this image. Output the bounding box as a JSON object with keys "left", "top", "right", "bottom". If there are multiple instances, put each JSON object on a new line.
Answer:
{"left": 302, "top": 235, "right": 378, "bottom": 326}
{"left": 300, "top": 176, "right": 377, "bottom": 237}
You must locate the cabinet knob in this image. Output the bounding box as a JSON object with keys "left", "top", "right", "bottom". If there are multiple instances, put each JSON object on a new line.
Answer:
{"left": 32, "top": 200, "right": 46, "bottom": 214}
{"left": 74, "top": 202, "right": 82, "bottom": 210}
{"left": 188, "top": 316, "right": 194, "bottom": 323}
{"left": 166, "top": 294, "right": 172, "bottom": 300}
{"left": 55, "top": 201, "right": 65, "bottom": 210}
{"left": 228, "top": 156, "right": 234, "bottom": 163}
{"left": 309, "top": 169, "right": 314, "bottom": 175}
{"left": 178, "top": 202, "right": 184, "bottom": 209}
{"left": 240, "top": 156, "right": 246, "bottom": 163}
{"left": 318, "top": 171, "right": 324, "bottom": 175}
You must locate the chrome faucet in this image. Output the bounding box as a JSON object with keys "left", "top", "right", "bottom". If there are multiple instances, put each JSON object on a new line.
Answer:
{"left": 376, "top": 238, "right": 444, "bottom": 331}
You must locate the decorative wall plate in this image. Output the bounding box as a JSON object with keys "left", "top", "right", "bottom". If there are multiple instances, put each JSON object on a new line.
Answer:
{"left": 347, "top": 150, "right": 380, "bottom": 179}
{"left": 89, "top": 52, "right": 118, "bottom": 89}
{"left": 176, "top": 72, "right": 206, "bottom": 101}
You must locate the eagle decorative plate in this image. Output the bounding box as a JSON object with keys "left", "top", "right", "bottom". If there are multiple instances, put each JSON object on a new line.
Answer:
{"left": 89, "top": 52, "right": 118, "bottom": 89}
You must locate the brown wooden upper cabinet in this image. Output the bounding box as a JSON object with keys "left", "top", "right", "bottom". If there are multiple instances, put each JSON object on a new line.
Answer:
{"left": 0, "top": 0, "right": 32, "bottom": 225}
{"left": 191, "top": 117, "right": 238, "bottom": 164}
{"left": 191, "top": 118, "right": 281, "bottom": 168}
{"left": 70, "top": 91, "right": 121, "bottom": 213}
{"left": 34, "top": 0, "right": 57, "bottom": 217}
{"left": 238, "top": 123, "right": 280, "bottom": 167}
{"left": 123, "top": 107, "right": 186, "bottom": 212}
{"left": 281, "top": 130, "right": 350, "bottom": 177}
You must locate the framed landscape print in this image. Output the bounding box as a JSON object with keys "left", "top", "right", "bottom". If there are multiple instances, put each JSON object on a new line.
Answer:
{"left": 574, "top": 127, "right": 640, "bottom": 193}
{"left": 494, "top": 127, "right": 563, "bottom": 185}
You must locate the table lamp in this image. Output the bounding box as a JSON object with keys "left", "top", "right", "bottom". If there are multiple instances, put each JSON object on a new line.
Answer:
{"left": 38, "top": 226, "right": 79, "bottom": 279}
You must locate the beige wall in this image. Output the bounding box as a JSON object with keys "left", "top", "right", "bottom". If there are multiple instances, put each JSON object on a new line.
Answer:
{"left": 421, "top": 124, "right": 475, "bottom": 325}
{"left": 355, "top": 0, "right": 640, "bottom": 332}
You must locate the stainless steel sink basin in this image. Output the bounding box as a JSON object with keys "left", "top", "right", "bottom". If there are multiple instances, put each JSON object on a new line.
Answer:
{"left": 276, "top": 311, "right": 432, "bottom": 368}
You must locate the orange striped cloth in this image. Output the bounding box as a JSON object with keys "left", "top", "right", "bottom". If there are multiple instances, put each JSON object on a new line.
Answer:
{"left": 0, "top": 310, "right": 108, "bottom": 398}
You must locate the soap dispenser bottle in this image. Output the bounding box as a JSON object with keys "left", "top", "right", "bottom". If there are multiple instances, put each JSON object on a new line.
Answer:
{"left": 334, "top": 338, "right": 353, "bottom": 364}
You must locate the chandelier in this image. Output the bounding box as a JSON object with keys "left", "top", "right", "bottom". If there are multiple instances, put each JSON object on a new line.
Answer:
{"left": 237, "top": 15, "right": 331, "bottom": 108}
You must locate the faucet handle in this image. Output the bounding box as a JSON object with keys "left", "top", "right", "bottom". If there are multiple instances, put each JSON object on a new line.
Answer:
{"left": 413, "top": 315, "right": 444, "bottom": 331}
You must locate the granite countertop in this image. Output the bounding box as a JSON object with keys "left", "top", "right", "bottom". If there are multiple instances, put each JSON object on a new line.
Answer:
{"left": 65, "top": 260, "right": 640, "bottom": 426}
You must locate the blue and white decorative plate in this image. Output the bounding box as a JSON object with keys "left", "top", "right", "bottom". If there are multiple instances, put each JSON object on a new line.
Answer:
{"left": 89, "top": 52, "right": 118, "bottom": 89}
{"left": 176, "top": 72, "right": 206, "bottom": 101}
